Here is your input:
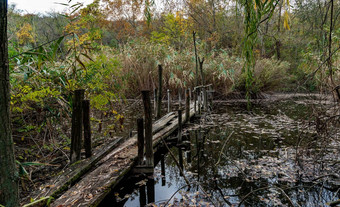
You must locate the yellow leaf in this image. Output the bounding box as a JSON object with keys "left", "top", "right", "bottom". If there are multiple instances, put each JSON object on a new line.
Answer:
{"left": 283, "top": 11, "right": 290, "bottom": 30}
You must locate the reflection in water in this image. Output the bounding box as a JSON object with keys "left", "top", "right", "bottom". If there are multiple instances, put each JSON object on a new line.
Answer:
{"left": 100, "top": 100, "right": 339, "bottom": 207}
{"left": 146, "top": 177, "right": 155, "bottom": 204}
{"left": 161, "top": 155, "right": 165, "bottom": 186}
{"left": 139, "top": 184, "right": 146, "bottom": 207}
{"left": 178, "top": 148, "right": 183, "bottom": 176}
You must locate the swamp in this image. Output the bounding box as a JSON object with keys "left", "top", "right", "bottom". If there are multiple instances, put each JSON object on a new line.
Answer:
{"left": 0, "top": 0, "right": 340, "bottom": 206}
{"left": 101, "top": 94, "right": 340, "bottom": 206}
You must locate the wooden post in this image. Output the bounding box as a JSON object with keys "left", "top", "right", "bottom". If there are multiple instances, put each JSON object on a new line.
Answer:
{"left": 154, "top": 88, "right": 157, "bottom": 115}
{"left": 70, "top": 89, "right": 84, "bottom": 162}
{"left": 186, "top": 150, "right": 192, "bottom": 163}
{"left": 142, "top": 90, "right": 153, "bottom": 167}
{"left": 203, "top": 87, "right": 208, "bottom": 111}
{"left": 161, "top": 155, "right": 165, "bottom": 186}
{"left": 185, "top": 88, "right": 190, "bottom": 122}
{"left": 208, "top": 85, "right": 213, "bottom": 110}
{"left": 189, "top": 88, "right": 192, "bottom": 102}
{"left": 178, "top": 148, "right": 183, "bottom": 176}
{"left": 147, "top": 178, "right": 155, "bottom": 203}
{"left": 167, "top": 89, "right": 171, "bottom": 113}
{"left": 178, "top": 88, "right": 182, "bottom": 109}
{"left": 178, "top": 109, "right": 182, "bottom": 143}
{"left": 198, "top": 89, "right": 201, "bottom": 115}
{"left": 82, "top": 100, "right": 92, "bottom": 158}
{"left": 137, "top": 118, "right": 144, "bottom": 165}
{"left": 156, "top": 65, "right": 162, "bottom": 119}
{"left": 194, "top": 91, "right": 197, "bottom": 114}
{"left": 139, "top": 185, "right": 146, "bottom": 207}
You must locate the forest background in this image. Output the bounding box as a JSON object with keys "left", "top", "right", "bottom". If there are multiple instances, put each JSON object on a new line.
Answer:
{"left": 3, "top": 0, "right": 340, "bottom": 202}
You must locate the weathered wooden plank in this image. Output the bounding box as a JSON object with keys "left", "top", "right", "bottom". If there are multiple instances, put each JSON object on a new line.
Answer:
{"left": 28, "top": 137, "right": 125, "bottom": 202}
{"left": 25, "top": 112, "right": 177, "bottom": 204}
{"left": 51, "top": 104, "right": 195, "bottom": 207}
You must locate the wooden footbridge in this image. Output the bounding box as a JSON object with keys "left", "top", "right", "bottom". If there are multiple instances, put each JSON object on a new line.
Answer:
{"left": 24, "top": 82, "right": 213, "bottom": 207}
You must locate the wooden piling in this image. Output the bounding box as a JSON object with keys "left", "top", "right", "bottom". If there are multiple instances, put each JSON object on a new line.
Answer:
{"left": 186, "top": 150, "right": 191, "bottom": 163}
{"left": 198, "top": 89, "right": 201, "bottom": 115}
{"left": 185, "top": 88, "right": 190, "bottom": 122}
{"left": 203, "top": 87, "right": 208, "bottom": 110}
{"left": 156, "top": 65, "right": 162, "bottom": 119}
{"left": 142, "top": 90, "right": 153, "bottom": 167}
{"left": 139, "top": 185, "right": 146, "bottom": 207}
{"left": 178, "top": 148, "right": 183, "bottom": 176}
{"left": 194, "top": 91, "right": 197, "bottom": 114}
{"left": 154, "top": 88, "right": 157, "bottom": 115}
{"left": 178, "top": 109, "right": 182, "bottom": 143}
{"left": 167, "top": 89, "right": 171, "bottom": 113}
{"left": 70, "top": 89, "right": 84, "bottom": 162}
{"left": 178, "top": 88, "right": 182, "bottom": 108}
{"left": 147, "top": 178, "right": 155, "bottom": 203}
{"left": 137, "top": 118, "right": 144, "bottom": 165}
{"left": 82, "top": 99, "right": 92, "bottom": 158}
{"left": 161, "top": 155, "right": 165, "bottom": 186}
{"left": 208, "top": 85, "right": 213, "bottom": 109}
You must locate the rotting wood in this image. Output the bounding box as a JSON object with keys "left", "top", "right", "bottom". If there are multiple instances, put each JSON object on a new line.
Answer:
{"left": 25, "top": 109, "right": 183, "bottom": 204}
{"left": 203, "top": 87, "right": 208, "bottom": 110}
{"left": 179, "top": 88, "right": 182, "bottom": 108}
{"left": 142, "top": 90, "right": 153, "bottom": 167}
{"left": 70, "top": 89, "right": 84, "bottom": 162}
{"left": 167, "top": 89, "right": 171, "bottom": 113}
{"left": 50, "top": 104, "right": 196, "bottom": 207}
{"left": 23, "top": 107, "right": 185, "bottom": 206}
{"left": 154, "top": 88, "right": 157, "bottom": 116}
{"left": 137, "top": 118, "right": 144, "bottom": 165}
{"left": 26, "top": 137, "right": 125, "bottom": 202}
{"left": 178, "top": 109, "right": 182, "bottom": 143}
{"left": 185, "top": 88, "right": 190, "bottom": 122}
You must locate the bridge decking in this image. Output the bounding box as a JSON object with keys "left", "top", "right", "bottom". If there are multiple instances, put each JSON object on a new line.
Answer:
{"left": 49, "top": 104, "right": 195, "bottom": 207}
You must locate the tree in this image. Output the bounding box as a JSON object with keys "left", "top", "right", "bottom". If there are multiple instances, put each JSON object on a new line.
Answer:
{"left": 0, "top": 0, "right": 19, "bottom": 206}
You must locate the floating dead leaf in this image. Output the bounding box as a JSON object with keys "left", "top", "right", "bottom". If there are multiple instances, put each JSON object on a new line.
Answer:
{"left": 135, "top": 179, "right": 148, "bottom": 186}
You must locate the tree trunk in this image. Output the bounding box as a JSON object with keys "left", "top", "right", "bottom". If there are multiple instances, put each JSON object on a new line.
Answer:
{"left": 0, "top": 0, "right": 19, "bottom": 206}
{"left": 276, "top": 0, "right": 282, "bottom": 60}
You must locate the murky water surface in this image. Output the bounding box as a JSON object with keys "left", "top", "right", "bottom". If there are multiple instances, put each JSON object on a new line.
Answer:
{"left": 100, "top": 98, "right": 340, "bottom": 206}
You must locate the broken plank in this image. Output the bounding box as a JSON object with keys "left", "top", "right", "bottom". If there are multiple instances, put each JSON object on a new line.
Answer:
{"left": 26, "top": 137, "right": 124, "bottom": 203}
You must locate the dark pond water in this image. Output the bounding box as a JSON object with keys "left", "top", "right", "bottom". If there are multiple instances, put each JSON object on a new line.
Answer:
{"left": 100, "top": 98, "right": 340, "bottom": 206}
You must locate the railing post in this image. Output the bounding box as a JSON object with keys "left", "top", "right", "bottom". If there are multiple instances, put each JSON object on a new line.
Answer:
{"left": 185, "top": 88, "right": 190, "bottom": 122}
{"left": 178, "top": 109, "right": 182, "bottom": 143}
{"left": 70, "top": 89, "right": 84, "bottom": 162}
{"left": 137, "top": 118, "right": 144, "bottom": 165}
{"left": 208, "top": 85, "right": 213, "bottom": 110}
{"left": 82, "top": 99, "right": 92, "bottom": 158}
{"left": 156, "top": 65, "right": 162, "bottom": 119}
{"left": 147, "top": 178, "right": 155, "bottom": 203}
{"left": 142, "top": 90, "right": 153, "bottom": 167}
{"left": 194, "top": 90, "right": 197, "bottom": 114}
{"left": 167, "top": 89, "right": 171, "bottom": 113}
{"left": 203, "top": 87, "right": 208, "bottom": 111}
{"left": 198, "top": 89, "right": 201, "bottom": 115}
{"left": 178, "top": 88, "right": 182, "bottom": 109}
{"left": 161, "top": 155, "right": 166, "bottom": 186}
{"left": 154, "top": 88, "right": 157, "bottom": 116}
